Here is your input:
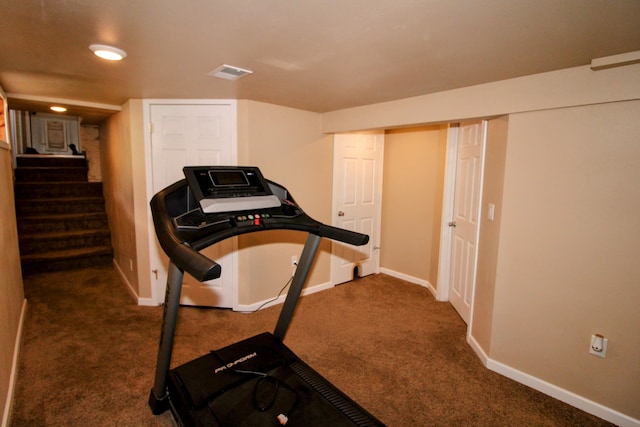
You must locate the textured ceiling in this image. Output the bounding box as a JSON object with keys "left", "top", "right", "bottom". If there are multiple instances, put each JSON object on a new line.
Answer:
{"left": 1, "top": 0, "right": 639, "bottom": 124}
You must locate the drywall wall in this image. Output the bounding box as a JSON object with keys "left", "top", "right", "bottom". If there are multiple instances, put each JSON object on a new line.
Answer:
{"left": 100, "top": 101, "right": 140, "bottom": 296}
{"left": 236, "top": 100, "right": 332, "bottom": 306}
{"left": 0, "top": 146, "right": 25, "bottom": 425}
{"left": 491, "top": 100, "right": 640, "bottom": 419}
{"left": 103, "top": 99, "right": 331, "bottom": 307}
{"left": 322, "top": 63, "right": 640, "bottom": 133}
{"left": 81, "top": 126, "right": 101, "bottom": 182}
{"left": 381, "top": 125, "right": 447, "bottom": 286}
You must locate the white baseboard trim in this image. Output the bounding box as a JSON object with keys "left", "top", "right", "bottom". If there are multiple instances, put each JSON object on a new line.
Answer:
{"left": 236, "top": 281, "right": 334, "bottom": 312}
{"left": 467, "top": 335, "right": 639, "bottom": 427}
{"left": 137, "top": 296, "right": 157, "bottom": 306}
{"left": 2, "top": 298, "right": 27, "bottom": 427}
{"left": 113, "top": 260, "right": 157, "bottom": 306}
{"left": 378, "top": 268, "right": 437, "bottom": 298}
{"left": 467, "top": 334, "right": 490, "bottom": 366}
{"left": 377, "top": 270, "right": 638, "bottom": 425}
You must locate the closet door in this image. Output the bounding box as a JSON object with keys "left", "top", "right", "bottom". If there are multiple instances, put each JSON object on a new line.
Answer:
{"left": 149, "top": 102, "right": 237, "bottom": 308}
{"left": 448, "top": 120, "right": 487, "bottom": 323}
{"left": 331, "top": 133, "right": 383, "bottom": 285}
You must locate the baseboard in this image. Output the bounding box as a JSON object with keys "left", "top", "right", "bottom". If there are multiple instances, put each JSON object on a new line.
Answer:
{"left": 236, "top": 280, "right": 334, "bottom": 312}
{"left": 378, "top": 268, "right": 437, "bottom": 297}
{"left": 136, "top": 296, "right": 157, "bottom": 306}
{"left": 467, "top": 335, "right": 639, "bottom": 427}
{"left": 113, "top": 260, "right": 157, "bottom": 306}
{"left": 2, "top": 298, "right": 27, "bottom": 427}
{"left": 467, "top": 334, "right": 490, "bottom": 366}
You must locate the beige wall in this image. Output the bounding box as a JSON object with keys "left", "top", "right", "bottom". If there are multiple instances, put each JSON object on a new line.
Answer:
{"left": 491, "top": 100, "right": 640, "bottom": 418}
{"left": 101, "top": 101, "right": 141, "bottom": 296}
{"left": 81, "top": 125, "right": 102, "bottom": 182}
{"left": 0, "top": 146, "right": 25, "bottom": 424}
{"left": 237, "top": 100, "right": 332, "bottom": 305}
{"left": 102, "top": 99, "right": 331, "bottom": 306}
{"left": 322, "top": 63, "right": 640, "bottom": 133}
{"left": 129, "top": 101, "right": 152, "bottom": 300}
{"left": 381, "top": 126, "right": 447, "bottom": 286}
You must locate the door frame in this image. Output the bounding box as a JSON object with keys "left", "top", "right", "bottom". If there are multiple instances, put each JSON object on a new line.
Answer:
{"left": 143, "top": 99, "right": 238, "bottom": 307}
{"left": 436, "top": 124, "right": 459, "bottom": 302}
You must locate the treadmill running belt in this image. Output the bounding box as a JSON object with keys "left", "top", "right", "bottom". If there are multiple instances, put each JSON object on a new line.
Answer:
{"left": 167, "top": 333, "right": 384, "bottom": 427}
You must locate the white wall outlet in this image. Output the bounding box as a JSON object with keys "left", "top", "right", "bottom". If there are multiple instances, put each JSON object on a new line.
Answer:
{"left": 291, "top": 256, "right": 298, "bottom": 267}
{"left": 589, "top": 334, "right": 608, "bottom": 358}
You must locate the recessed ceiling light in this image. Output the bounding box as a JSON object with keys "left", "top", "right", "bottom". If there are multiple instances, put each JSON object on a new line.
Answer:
{"left": 50, "top": 106, "right": 67, "bottom": 112}
{"left": 89, "top": 44, "right": 127, "bottom": 61}
{"left": 208, "top": 64, "right": 253, "bottom": 80}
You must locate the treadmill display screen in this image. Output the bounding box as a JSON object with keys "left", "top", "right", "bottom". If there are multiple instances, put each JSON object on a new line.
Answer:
{"left": 209, "top": 170, "right": 249, "bottom": 187}
{"left": 183, "top": 166, "right": 281, "bottom": 213}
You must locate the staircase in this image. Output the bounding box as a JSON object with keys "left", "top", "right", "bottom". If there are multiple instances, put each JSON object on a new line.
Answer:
{"left": 14, "top": 155, "right": 113, "bottom": 275}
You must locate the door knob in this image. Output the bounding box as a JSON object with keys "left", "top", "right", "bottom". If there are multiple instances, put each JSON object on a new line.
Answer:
{"left": 338, "top": 211, "right": 345, "bottom": 216}
{"left": 448, "top": 221, "right": 456, "bottom": 227}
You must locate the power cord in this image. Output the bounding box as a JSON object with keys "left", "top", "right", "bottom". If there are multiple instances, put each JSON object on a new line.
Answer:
{"left": 208, "top": 352, "right": 299, "bottom": 425}
{"left": 239, "top": 274, "right": 294, "bottom": 313}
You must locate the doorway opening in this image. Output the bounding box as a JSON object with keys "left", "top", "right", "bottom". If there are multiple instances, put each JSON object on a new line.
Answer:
{"left": 333, "top": 121, "right": 490, "bottom": 330}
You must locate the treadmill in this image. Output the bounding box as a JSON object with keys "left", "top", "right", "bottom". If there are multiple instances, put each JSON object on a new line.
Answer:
{"left": 148, "top": 166, "right": 385, "bottom": 427}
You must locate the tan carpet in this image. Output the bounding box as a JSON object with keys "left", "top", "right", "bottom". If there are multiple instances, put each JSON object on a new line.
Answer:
{"left": 10, "top": 266, "right": 613, "bottom": 426}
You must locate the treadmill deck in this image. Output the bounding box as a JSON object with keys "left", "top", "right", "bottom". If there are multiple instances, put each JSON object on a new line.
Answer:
{"left": 167, "top": 333, "right": 384, "bottom": 427}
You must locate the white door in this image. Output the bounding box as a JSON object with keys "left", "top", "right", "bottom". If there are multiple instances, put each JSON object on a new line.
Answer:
{"left": 448, "top": 120, "right": 487, "bottom": 323}
{"left": 330, "top": 133, "right": 383, "bottom": 285}
{"left": 149, "top": 102, "right": 237, "bottom": 308}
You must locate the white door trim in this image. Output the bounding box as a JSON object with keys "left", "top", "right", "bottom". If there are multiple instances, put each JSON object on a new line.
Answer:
{"left": 142, "top": 99, "right": 238, "bottom": 307}
{"left": 436, "top": 124, "right": 459, "bottom": 302}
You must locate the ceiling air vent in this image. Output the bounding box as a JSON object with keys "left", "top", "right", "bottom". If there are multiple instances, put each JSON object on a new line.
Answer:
{"left": 208, "top": 64, "right": 253, "bottom": 80}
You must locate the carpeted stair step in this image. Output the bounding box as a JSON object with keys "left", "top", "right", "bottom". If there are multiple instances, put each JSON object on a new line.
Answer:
{"left": 14, "top": 155, "right": 114, "bottom": 275}
{"left": 14, "top": 166, "right": 88, "bottom": 182}
{"left": 20, "top": 246, "right": 113, "bottom": 275}
{"left": 17, "top": 212, "right": 109, "bottom": 235}
{"left": 14, "top": 181, "right": 104, "bottom": 199}
{"left": 18, "top": 229, "right": 112, "bottom": 255}
{"left": 15, "top": 196, "right": 107, "bottom": 216}
{"left": 16, "top": 155, "right": 87, "bottom": 168}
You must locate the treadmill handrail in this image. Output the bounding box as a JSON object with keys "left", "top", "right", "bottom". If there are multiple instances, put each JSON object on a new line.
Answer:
{"left": 150, "top": 179, "right": 368, "bottom": 281}
{"left": 150, "top": 180, "right": 221, "bottom": 281}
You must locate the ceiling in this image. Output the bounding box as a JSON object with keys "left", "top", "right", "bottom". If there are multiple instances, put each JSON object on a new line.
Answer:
{"left": 1, "top": 0, "right": 639, "bottom": 125}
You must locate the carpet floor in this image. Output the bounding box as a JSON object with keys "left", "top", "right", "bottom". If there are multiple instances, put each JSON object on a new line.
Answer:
{"left": 10, "top": 266, "right": 613, "bottom": 426}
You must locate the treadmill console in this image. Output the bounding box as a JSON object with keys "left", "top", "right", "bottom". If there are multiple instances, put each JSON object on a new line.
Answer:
{"left": 184, "top": 166, "right": 280, "bottom": 213}
{"left": 150, "top": 166, "right": 368, "bottom": 283}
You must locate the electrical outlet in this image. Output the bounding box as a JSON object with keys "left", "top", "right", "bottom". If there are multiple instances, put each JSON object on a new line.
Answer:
{"left": 589, "top": 334, "right": 608, "bottom": 358}
{"left": 291, "top": 256, "right": 298, "bottom": 275}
